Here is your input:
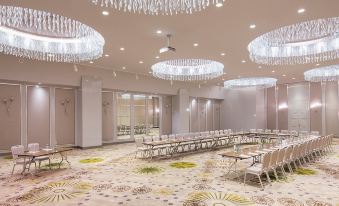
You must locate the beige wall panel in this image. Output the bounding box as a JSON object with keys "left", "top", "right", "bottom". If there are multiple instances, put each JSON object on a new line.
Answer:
{"left": 213, "top": 101, "right": 220, "bottom": 130}
{"left": 189, "top": 98, "right": 199, "bottom": 132}
{"left": 0, "top": 84, "right": 21, "bottom": 150}
{"left": 161, "top": 96, "right": 172, "bottom": 135}
{"left": 198, "top": 99, "right": 207, "bottom": 132}
{"left": 266, "top": 87, "right": 276, "bottom": 130}
{"left": 325, "top": 82, "right": 339, "bottom": 136}
{"left": 27, "top": 86, "right": 50, "bottom": 146}
{"left": 102, "top": 92, "right": 113, "bottom": 142}
{"left": 278, "top": 85, "right": 288, "bottom": 130}
{"left": 206, "top": 100, "right": 213, "bottom": 131}
{"left": 310, "top": 82, "right": 322, "bottom": 134}
{"left": 55, "top": 88, "right": 75, "bottom": 145}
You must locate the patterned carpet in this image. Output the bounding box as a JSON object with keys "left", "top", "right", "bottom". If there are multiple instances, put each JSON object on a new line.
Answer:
{"left": 0, "top": 140, "right": 338, "bottom": 206}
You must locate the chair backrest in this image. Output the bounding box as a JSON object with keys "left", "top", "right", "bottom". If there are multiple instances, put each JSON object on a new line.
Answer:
{"left": 262, "top": 152, "right": 271, "bottom": 171}
{"left": 273, "top": 129, "right": 279, "bottom": 134}
{"left": 227, "top": 129, "right": 232, "bottom": 134}
{"left": 291, "top": 145, "right": 299, "bottom": 159}
{"left": 310, "top": 131, "right": 319, "bottom": 136}
{"left": 11, "top": 145, "right": 24, "bottom": 159}
{"left": 175, "top": 135, "right": 184, "bottom": 141}
{"left": 135, "top": 137, "right": 144, "bottom": 147}
{"left": 152, "top": 136, "right": 160, "bottom": 142}
{"left": 277, "top": 148, "right": 285, "bottom": 164}
{"left": 284, "top": 146, "right": 293, "bottom": 162}
{"left": 250, "top": 129, "right": 256, "bottom": 133}
{"left": 168, "top": 134, "right": 175, "bottom": 140}
{"left": 160, "top": 135, "right": 168, "bottom": 141}
{"left": 143, "top": 136, "right": 153, "bottom": 143}
{"left": 265, "top": 129, "right": 271, "bottom": 133}
{"left": 281, "top": 130, "right": 288, "bottom": 134}
{"left": 28, "top": 143, "right": 39, "bottom": 152}
{"left": 269, "top": 149, "right": 279, "bottom": 167}
{"left": 257, "top": 129, "right": 263, "bottom": 133}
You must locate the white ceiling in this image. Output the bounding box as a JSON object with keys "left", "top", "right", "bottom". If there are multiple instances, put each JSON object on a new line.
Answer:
{"left": 1, "top": 0, "right": 339, "bottom": 86}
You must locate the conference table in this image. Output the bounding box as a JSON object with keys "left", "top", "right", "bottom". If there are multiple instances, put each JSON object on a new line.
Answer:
{"left": 142, "top": 132, "right": 292, "bottom": 159}
{"left": 18, "top": 147, "right": 73, "bottom": 175}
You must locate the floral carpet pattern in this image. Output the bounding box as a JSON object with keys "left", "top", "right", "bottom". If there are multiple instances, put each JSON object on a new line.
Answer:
{"left": 0, "top": 140, "right": 338, "bottom": 206}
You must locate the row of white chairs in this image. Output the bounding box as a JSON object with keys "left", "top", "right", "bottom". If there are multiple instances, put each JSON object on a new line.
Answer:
{"left": 244, "top": 135, "right": 332, "bottom": 189}
{"left": 11, "top": 143, "right": 51, "bottom": 174}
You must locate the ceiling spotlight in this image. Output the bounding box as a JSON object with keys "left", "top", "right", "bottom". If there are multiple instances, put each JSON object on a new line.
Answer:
{"left": 38, "top": 82, "right": 42, "bottom": 85}
{"left": 149, "top": 71, "right": 152, "bottom": 74}
{"left": 122, "top": 66, "right": 126, "bottom": 70}
{"left": 89, "top": 61, "right": 94, "bottom": 64}
{"left": 220, "top": 53, "right": 226, "bottom": 56}
{"left": 282, "top": 74, "right": 286, "bottom": 77}
{"left": 298, "top": 8, "right": 305, "bottom": 13}
{"left": 73, "top": 65, "right": 78, "bottom": 72}
{"left": 102, "top": 11, "right": 109, "bottom": 16}
{"left": 292, "top": 77, "right": 296, "bottom": 80}
{"left": 155, "top": 56, "right": 160, "bottom": 59}
{"left": 113, "top": 71, "right": 117, "bottom": 77}
{"left": 120, "top": 47, "right": 125, "bottom": 51}
{"left": 316, "top": 63, "right": 320, "bottom": 66}
{"left": 216, "top": 2, "right": 223, "bottom": 7}
{"left": 139, "top": 61, "right": 144, "bottom": 64}
{"left": 241, "top": 60, "right": 246, "bottom": 63}
{"left": 156, "top": 30, "right": 162, "bottom": 34}
{"left": 104, "top": 54, "right": 109, "bottom": 57}
{"left": 272, "top": 70, "right": 275, "bottom": 73}
{"left": 258, "top": 66, "right": 262, "bottom": 69}
{"left": 193, "top": 43, "right": 199, "bottom": 47}
{"left": 249, "top": 24, "right": 256, "bottom": 29}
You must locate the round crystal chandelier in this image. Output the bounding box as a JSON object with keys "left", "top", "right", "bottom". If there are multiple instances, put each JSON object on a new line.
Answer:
{"left": 224, "top": 77, "right": 277, "bottom": 89}
{"left": 0, "top": 5, "right": 105, "bottom": 62}
{"left": 91, "top": 0, "right": 225, "bottom": 15}
{"left": 304, "top": 64, "right": 339, "bottom": 82}
{"left": 152, "top": 59, "right": 224, "bottom": 81}
{"left": 248, "top": 17, "right": 339, "bottom": 65}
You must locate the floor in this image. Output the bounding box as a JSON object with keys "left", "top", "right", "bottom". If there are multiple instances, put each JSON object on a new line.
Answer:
{"left": 0, "top": 140, "right": 338, "bottom": 206}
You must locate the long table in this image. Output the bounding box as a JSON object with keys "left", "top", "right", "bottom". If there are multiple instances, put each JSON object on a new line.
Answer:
{"left": 18, "top": 147, "right": 73, "bottom": 175}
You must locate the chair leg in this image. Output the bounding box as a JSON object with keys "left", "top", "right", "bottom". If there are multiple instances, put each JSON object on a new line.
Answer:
{"left": 11, "top": 164, "right": 16, "bottom": 175}
{"left": 34, "top": 162, "right": 37, "bottom": 170}
{"left": 273, "top": 169, "right": 279, "bottom": 181}
{"left": 49, "top": 159, "right": 51, "bottom": 170}
{"left": 243, "top": 172, "right": 247, "bottom": 185}
{"left": 258, "top": 174, "right": 264, "bottom": 189}
{"left": 265, "top": 172, "right": 272, "bottom": 185}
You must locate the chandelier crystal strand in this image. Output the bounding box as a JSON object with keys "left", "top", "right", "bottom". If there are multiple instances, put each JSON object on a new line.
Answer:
{"left": 224, "top": 77, "right": 277, "bottom": 89}
{"left": 248, "top": 17, "right": 339, "bottom": 65}
{"left": 0, "top": 5, "right": 105, "bottom": 62}
{"left": 152, "top": 59, "right": 224, "bottom": 81}
{"left": 91, "top": 0, "right": 224, "bottom": 15}
{"left": 304, "top": 64, "right": 339, "bottom": 82}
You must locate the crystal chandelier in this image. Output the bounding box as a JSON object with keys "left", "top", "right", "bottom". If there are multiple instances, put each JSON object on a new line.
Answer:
{"left": 224, "top": 77, "right": 277, "bottom": 89}
{"left": 304, "top": 64, "right": 339, "bottom": 82}
{"left": 248, "top": 17, "right": 339, "bottom": 65}
{"left": 152, "top": 59, "right": 224, "bottom": 81}
{"left": 0, "top": 5, "right": 105, "bottom": 62}
{"left": 91, "top": 0, "right": 225, "bottom": 15}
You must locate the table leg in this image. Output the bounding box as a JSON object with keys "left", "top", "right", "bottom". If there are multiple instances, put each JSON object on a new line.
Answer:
{"left": 59, "top": 152, "right": 71, "bottom": 169}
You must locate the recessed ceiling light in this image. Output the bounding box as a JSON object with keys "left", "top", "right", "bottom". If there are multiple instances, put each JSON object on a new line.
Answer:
{"left": 282, "top": 74, "right": 286, "bottom": 77}
{"left": 155, "top": 56, "right": 160, "bottom": 59}
{"left": 297, "top": 8, "right": 305, "bottom": 13}
{"left": 272, "top": 70, "right": 275, "bottom": 73}
{"left": 249, "top": 24, "right": 256, "bottom": 29}
{"left": 89, "top": 61, "right": 94, "bottom": 64}
{"left": 122, "top": 66, "right": 126, "bottom": 70}
{"left": 258, "top": 66, "right": 262, "bottom": 69}
{"left": 216, "top": 2, "right": 223, "bottom": 7}
{"left": 156, "top": 30, "right": 162, "bottom": 34}
{"left": 139, "top": 61, "right": 143, "bottom": 64}
{"left": 193, "top": 43, "right": 199, "bottom": 47}
{"left": 241, "top": 60, "right": 246, "bottom": 63}
{"left": 292, "top": 77, "right": 296, "bottom": 80}
{"left": 102, "top": 11, "right": 109, "bottom": 16}
{"left": 104, "top": 54, "right": 109, "bottom": 57}
{"left": 120, "top": 47, "right": 125, "bottom": 51}
{"left": 315, "top": 63, "right": 320, "bottom": 66}
{"left": 38, "top": 82, "right": 42, "bottom": 85}
{"left": 222, "top": 78, "right": 225, "bottom": 81}
{"left": 149, "top": 71, "right": 152, "bottom": 74}
{"left": 220, "top": 53, "right": 226, "bottom": 56}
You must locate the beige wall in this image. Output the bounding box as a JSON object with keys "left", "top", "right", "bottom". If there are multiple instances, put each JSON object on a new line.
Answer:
{"left": 55, "top": 88, "right": 75, "bottom": 145}
{"left": 0, "top": 84, "right": 21, "bottom": 150}
{"left": 161, "top": 96, "right": 172, "bottom": 135}
{"left": 325, "top": 82, "right": 339, "bottom": 136}
{"left": 267, "top": 87, "right": 277, "bottom": 130}
{"left": 310, "top": 82, "right": 322, "bottom": 133}
{"left": 277, "top": 85, "right": 288, "bottom": 130}
{"left": 102, "top": 92, "right": 114, "bottom": 142}
{"left": 27, "top": 86, "right": 50, "bottom": 146}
